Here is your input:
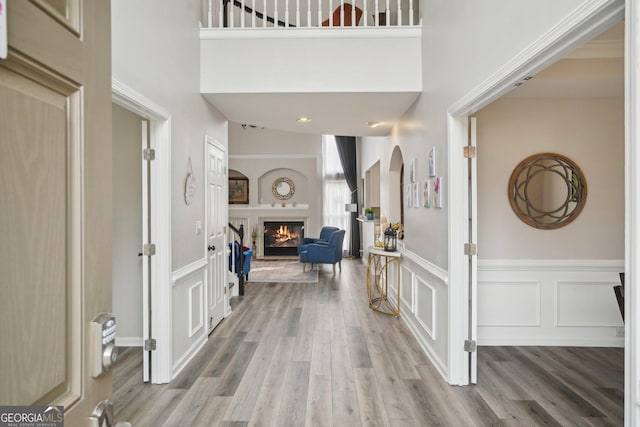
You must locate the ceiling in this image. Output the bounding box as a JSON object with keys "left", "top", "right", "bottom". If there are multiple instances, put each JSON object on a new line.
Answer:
{"left": 505, "top": 21, "right": 624, "bottom": 99}
{"left": 204, "top": 91, "right": 420, "bottom": 137}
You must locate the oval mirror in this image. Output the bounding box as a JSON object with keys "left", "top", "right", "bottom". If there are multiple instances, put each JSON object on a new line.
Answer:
{"left": 508, "top": 153, "right": 587, "bottom": 229}
{"left": 272, "top": 177, "right": 295, "bottom": 200}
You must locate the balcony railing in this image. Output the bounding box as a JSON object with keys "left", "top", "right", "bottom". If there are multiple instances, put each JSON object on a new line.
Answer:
{"left": 202, "top": 0, "right": 418, "bottom": 29}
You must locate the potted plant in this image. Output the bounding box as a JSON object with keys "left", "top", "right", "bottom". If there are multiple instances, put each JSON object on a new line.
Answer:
{"left": 365, "top": 207, "right": 375, "bottom": 220}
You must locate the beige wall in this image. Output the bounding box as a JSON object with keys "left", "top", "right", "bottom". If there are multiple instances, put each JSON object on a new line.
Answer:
{"left": 475, "top": 96, "right": 624, "bottom": 259}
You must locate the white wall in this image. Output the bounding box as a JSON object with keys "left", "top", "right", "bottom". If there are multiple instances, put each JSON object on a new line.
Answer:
{"left": 112, "top": 104, "right": 143, "bottom": 345}
{"left": 367, "top": 0, "right": 591, "bottom": 379}
{"left": 112, "top": 0, "right": 229, "bottom": 375}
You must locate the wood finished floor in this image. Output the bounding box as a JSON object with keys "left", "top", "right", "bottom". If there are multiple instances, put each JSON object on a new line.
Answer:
{"left": 113, "top": 259, "right": 624, "bottom": 426}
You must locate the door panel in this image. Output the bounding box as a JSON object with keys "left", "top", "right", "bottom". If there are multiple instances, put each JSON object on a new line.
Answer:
{"left": 207, "top": 139, "right": 227, "bottom": 332}
{"left": 469, "top": 117, "right": 478, "bottom": 384}
{"left": 0, "top": 0, "right": 111, "bottom": 423}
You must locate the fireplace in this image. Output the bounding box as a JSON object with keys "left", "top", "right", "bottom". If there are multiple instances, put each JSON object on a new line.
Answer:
{"left": 263, "top": 221, "right": 304, "bottom": 256}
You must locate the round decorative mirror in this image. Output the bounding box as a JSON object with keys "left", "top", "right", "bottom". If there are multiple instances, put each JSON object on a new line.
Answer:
{"left": 272, "top": 177, "right": 295, "bottom": 200}
{"left": 508, "top": 153, "right": 587, "bottom": 229}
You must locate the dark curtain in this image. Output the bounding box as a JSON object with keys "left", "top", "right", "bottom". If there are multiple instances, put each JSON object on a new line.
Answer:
{"left": 335, "top": 136, "right": 361, "bottom": 258}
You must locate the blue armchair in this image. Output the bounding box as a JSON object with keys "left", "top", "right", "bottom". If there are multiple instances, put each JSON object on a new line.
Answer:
{"left": 297, "top": 226, "right": 339, "bottom": 255}
{"left": 228, "top": 241, "right": 253, "bottom": 280}
{"left": 299, "top": 229, "right": 346, "bottom": 275}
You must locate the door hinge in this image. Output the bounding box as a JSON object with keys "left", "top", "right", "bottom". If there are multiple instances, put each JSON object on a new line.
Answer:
{"left": 143, "top": 148, "right": 156, "bottom": 161}
{"left": 463, "top": 146, "right": 477, "bottom": 158}
{"left": 464, "top": 339, "right": 477, "bottom": 352}
{"left": 144, "top": 338, "right": 157, "bottom": 351}
{"left": 143, "top": 243, "right": 156, "bottom": 256}
{"left": 464, "top": 243, "right": 477, "bottom": 256}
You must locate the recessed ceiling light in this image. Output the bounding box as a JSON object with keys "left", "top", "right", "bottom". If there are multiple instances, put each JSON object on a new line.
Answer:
{"left": 367, "top": 121, "right": 382, "bottom": 128}
{"left": 297, "top": 117, "right": 312, "bottom": 123}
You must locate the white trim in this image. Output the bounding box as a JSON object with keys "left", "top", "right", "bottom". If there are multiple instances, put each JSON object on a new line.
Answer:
{"left": 626, "top": 1, "right": 640, "bottom": 424}
{"left": 477, "top": 281, "right": 542, "bottom": 327}
{"left": 112, "top": 79, "right": 173, "bottom": 384}
{"left": 400, "top": 265, "right": 415, "bottom": 314}
{"left": 399, "top": 245, "right": 449, "bottom": 284}
{"left": 478, "top": 259, "right": 625, "bottom": 271}
{"left": 415, "top": 276, "right": 436, "bottom": 340}
{"left": 479, "top": 336, "right": 624, "bottom": 347}
{"left": 115, "top": 337, "right": 143, "bottom": 347}
{"left": 447, "top": 114, "right": 469, "bottom": 386}
{"left": 229, "top": 204, "right": 309, "bottom": 210}
{"left": 229, "top": 154, "right": 317, "bottom": 159}
{"left": 449, "top": 0, "right": 624, "bottom": 116}
{"left": 556, "top": 281, "right": 625, "bottom": 327}
{"left": 446, "top": 0, "right": 625, "bottom": 388}
{"left": 200, "top": 27, "right": 421, "bottom": 40}
{"left": 172, "top": 258, "right": 209, "bottom": 284}
{"left": 171, "top": 336, "right": 208, "bottom": 379}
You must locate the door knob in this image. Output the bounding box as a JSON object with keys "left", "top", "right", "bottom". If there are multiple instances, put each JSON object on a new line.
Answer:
{"left": 208, "top": 245, "right": 216, "bottom": 252}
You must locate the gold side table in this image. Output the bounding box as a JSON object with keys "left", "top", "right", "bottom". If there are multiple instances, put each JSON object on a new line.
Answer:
{"left": 366, "top": 246, "right": 401, "bottom": 317}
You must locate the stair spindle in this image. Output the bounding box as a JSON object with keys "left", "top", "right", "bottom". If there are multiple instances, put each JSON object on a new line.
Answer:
{"left": 397, "top": 0, "right": 401, "bottom": 26}
{"left": 385, "top": 0, "right": 389, "bottom": 26}
{"left": 296, "top": 0, "right": 300, "bottom": 27}
{"left": 363, "top": 0, "right": 368, "bottom": 26}
{"left": 409, "top": 0, "right": 414, "bottom": 25}
{"left": 328, "top": 0, "right": 333, "bottom": 26}
{"left": 351, "top": 0, "right": 355, "bottom": 26}
{"left": 318, "top": 0, "right": 322, "bottom": 26}
{"left": 374, "top": 0, "right": 379, "bottom": 26}
{"left": 241, "top": 0, "right": 245, "bottom": 26}
{"left": 340, "top": 0, "right": 344, "bottom": 26}
{"left": 307, "top": 0, "right": 311, "bottom": 27}
{"left": 285, "top": 0, "right": 289, "bottom": 27}
{"left": 263, "top": 0, "right": 267, "bottom": 27}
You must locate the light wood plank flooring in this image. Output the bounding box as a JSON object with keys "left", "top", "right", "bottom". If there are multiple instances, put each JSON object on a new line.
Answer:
{"left": 114, "top": 259, "right": 624, "bottom": 426}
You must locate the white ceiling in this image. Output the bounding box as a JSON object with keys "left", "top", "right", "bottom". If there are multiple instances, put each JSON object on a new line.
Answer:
{"left": 204, "top": 91, "right": 420, "bottom": 137}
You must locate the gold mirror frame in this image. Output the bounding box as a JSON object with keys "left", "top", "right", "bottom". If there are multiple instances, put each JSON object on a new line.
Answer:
{"left": 272, "top": 177, "right": 295, "bottom": 200}
{"left": 508, "top": 152, "right": 587, "bottom": 230}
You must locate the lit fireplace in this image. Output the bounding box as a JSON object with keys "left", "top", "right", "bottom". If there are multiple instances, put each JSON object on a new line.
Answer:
{"left": 264, "top": 221, "right": 304, "bottom": 256}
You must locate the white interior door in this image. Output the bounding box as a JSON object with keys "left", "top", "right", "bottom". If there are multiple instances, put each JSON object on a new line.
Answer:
{"left": 0, "top": 0, "right": 112, "bottom": 423}
{"left": 468, "top": 117, "right": 479, "bottom": 384}
{"left": 141, "top": 120, "right": 152, "bottom": 382}
{"left": 206, "top": 137, "right": 227, "bottom": 332}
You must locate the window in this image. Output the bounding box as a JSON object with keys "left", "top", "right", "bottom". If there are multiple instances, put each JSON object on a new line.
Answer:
{"left": 322, "top": 135, "right": 350, "bottom": 251}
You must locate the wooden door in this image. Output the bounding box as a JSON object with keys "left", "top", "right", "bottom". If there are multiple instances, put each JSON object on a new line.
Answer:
{"left": 206, "top": 137, "right": 227, "bottom": 332}
{"left": 0, "top": 0, "right": 112, "bottom": 424}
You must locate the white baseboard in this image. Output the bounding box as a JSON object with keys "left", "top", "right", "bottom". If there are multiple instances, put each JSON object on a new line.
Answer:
{"left": 479, "top": 336, "right": 624, "bottom": 347}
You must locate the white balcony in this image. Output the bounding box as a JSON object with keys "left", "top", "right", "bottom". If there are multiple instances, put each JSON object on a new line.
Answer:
{"left": 200, "top": 0, "right": 422, "bottom": 136}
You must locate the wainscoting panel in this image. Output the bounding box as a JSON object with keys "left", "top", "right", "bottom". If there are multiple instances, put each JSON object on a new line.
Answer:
{"left": 557, "top": 281, "right": 624, "bottom": 327}
{"left": 172, "top": 261, "right": 208, "bottom": 378}
{"left": 401, "top": 265, "right": 414, "bottom": 313}
{"left": 189, "top": 281, "right": 204, "bottom": 337}
{"left": 415, "top": 276, "right": 436, "bottom": 340}
{"left": 478, "top": 260, "right": 624, "bottom": 347}
{"left": 396, "top": 245, "right": 449, "bottom": 380}
{"left": 478, "top": 281, "right": 540, "bottom": 327}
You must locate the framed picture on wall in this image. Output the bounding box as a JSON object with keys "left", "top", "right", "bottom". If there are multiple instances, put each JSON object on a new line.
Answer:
{"left": 428, "top": 147, "right": 436, "bottom": 177}
{"left": 434, "top": 176, "right": 443, "bottom": 208}
{"left": 423, "top": 180, "right": 432, "bottom": 208}
{"left": 412, "top": 182, "right": 420, "bottom": 207}
{"left": 229, "top": 177, "right": 249, "bottom": 204}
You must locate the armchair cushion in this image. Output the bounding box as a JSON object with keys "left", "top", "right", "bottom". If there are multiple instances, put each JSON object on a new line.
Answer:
{"left": 298, "top": 226, "right": 339, "bottom": 254}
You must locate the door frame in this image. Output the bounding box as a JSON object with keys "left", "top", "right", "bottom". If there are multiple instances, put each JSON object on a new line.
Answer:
{"left": 112, "top": 79, "right": 173, "bottom": 383}
{"left": 446, "top": 0, "right": 625, "bottom": 387}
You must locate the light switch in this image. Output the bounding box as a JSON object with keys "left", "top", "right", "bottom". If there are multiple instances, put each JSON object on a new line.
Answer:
{"left": 195, "top": 220, "right": 202, "bottom": 235}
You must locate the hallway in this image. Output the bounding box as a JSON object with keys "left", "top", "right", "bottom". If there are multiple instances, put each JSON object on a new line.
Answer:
{"left": 113, "top": 259, "right": 623, "bottom": 426}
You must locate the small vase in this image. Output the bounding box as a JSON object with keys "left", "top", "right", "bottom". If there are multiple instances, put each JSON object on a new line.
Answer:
{"left": 366, "top": 213, "right": 374, "bottom": 220}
